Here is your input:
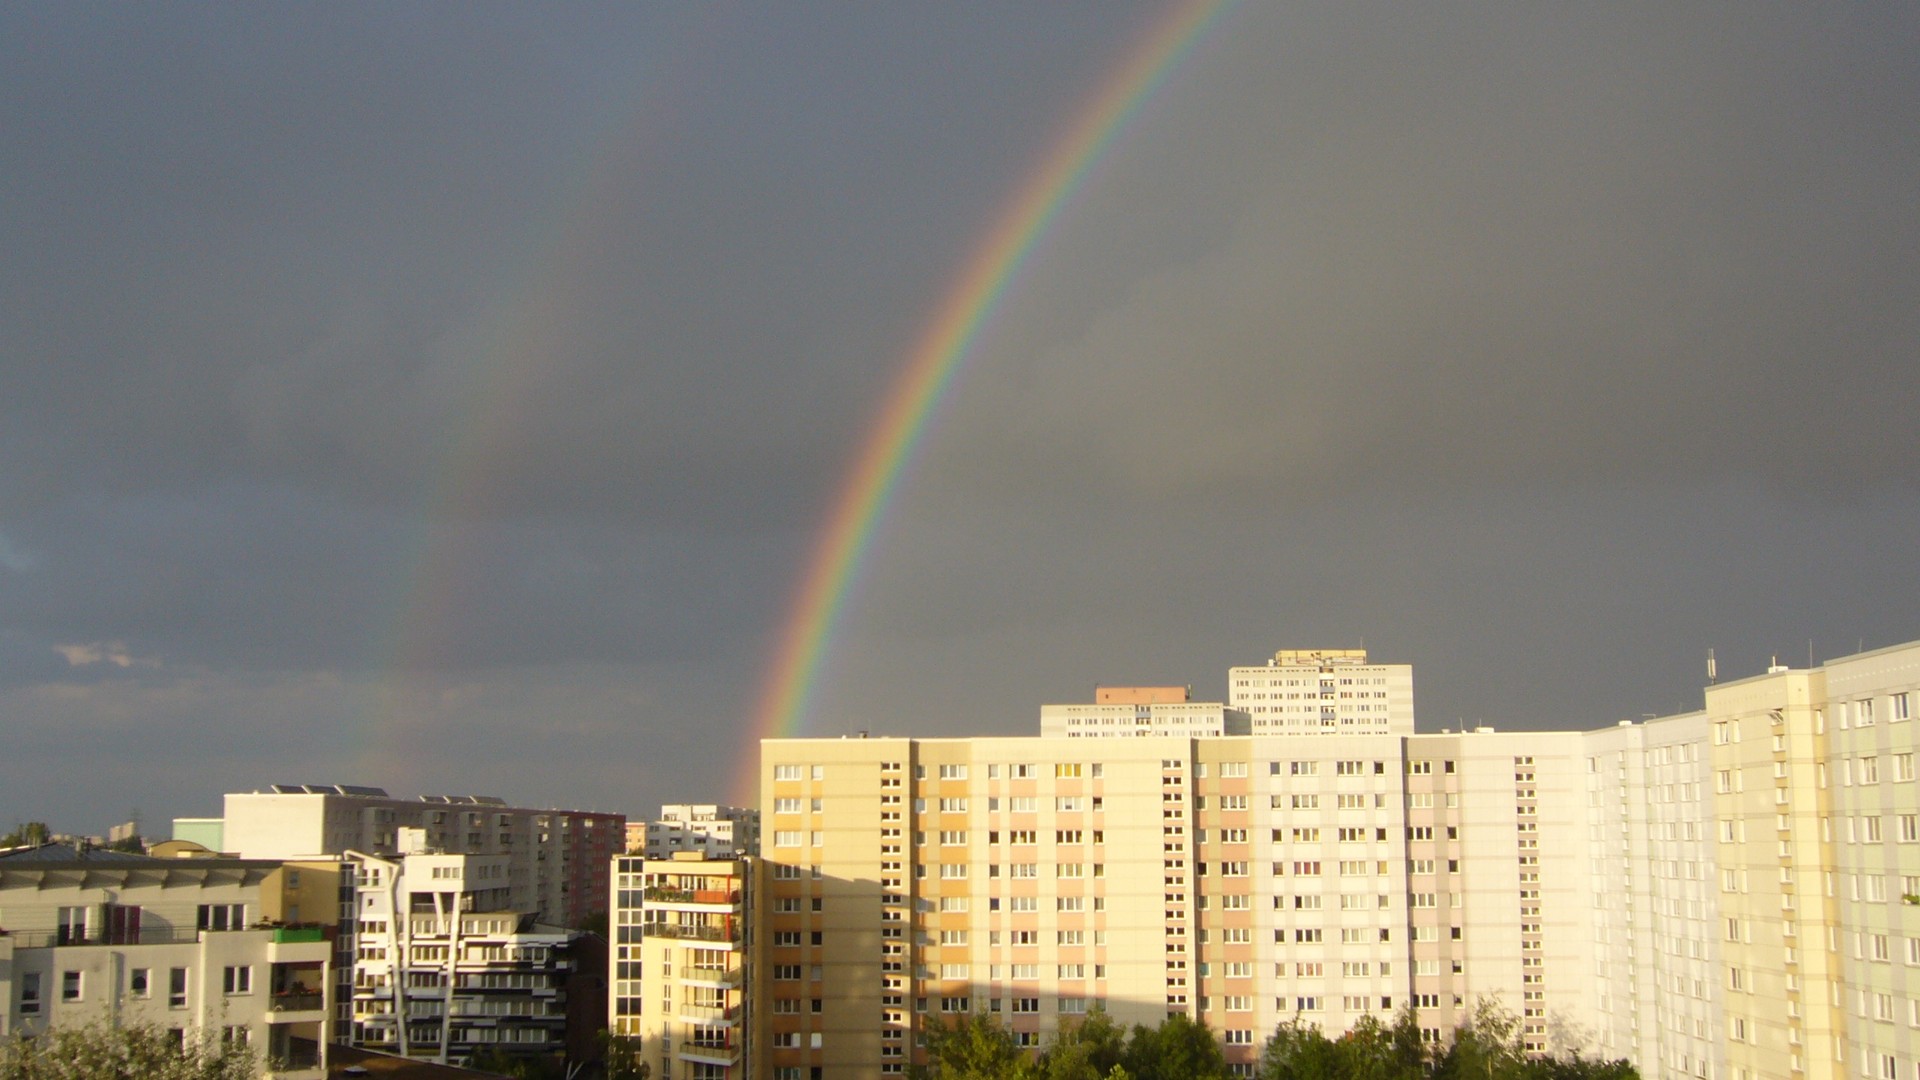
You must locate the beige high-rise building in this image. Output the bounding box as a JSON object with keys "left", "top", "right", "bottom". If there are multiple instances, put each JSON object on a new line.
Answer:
{"left": 610, "top": 852, "right": 752, "bottom": 1080}
{"left": 754, "top": 728, "right": 1597, "bottom": 1079}
{"left": 735, "top": 638, "right": 1920, "bottom": 1080}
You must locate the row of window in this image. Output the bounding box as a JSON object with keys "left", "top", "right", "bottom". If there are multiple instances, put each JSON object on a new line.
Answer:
{"left": 16, "top": 966, "right": 203, "bottom": 1013}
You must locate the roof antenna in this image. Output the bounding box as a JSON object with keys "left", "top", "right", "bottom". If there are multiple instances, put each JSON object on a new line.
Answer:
{"left": 1707, "top": 648, "right": 1717, "bottom": 686}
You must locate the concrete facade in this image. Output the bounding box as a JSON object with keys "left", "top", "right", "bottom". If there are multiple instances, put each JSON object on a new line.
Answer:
{"left": 1227, "top": 649, "right": 1415, "bottom": 736}
{"left": 0, "top": 845, "right": 331, "bottom": 1077}
{"left": 611, "top": 852, "right": 752, "bottom": 1080}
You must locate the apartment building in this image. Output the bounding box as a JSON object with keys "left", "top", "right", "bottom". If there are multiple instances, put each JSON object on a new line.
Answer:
{"left": 1818, "top": 645, "right": 1920, "bottom": 1080}
{"left": 345, "top": 843, "right": 573, "bottom": 1067}
{"left": 610, "top": 852, "right": 752, "bottom": 1080}
{"left": 1582, "top": 711, "right": 1724, "bottom": 1075}
{"left": 0, "top": 844, "right": 331, "bottom": 1077}
{"left": 637, "top": 805, "right": 762, "bottom": 859}
{"left": 748, "top": 638, "right": 1920, "bottom": 1080}
{"left": 754, "top": 729, "right": 1596, "bottom": 1078}
{"left": 1040, "top": 686, "right": 1251, "bottom": 738}
{"left": 209, "top": 785, "right": 625, "bottom": 929}
{"left": 1227, "top": 649, "right": 1414, "bottom": 736}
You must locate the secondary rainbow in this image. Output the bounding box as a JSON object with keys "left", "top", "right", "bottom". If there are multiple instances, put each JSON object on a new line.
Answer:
{"left": 734, "top": 0, "right": 1235, "bottom": 802}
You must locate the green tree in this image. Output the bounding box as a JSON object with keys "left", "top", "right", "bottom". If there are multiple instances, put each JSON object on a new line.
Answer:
{"left": 1331, "top": 1011, "right": 1430, "bottom": 1080}
{"left": 915, "top": 1012, "right": 1041, "bottom": 1080}
{"left": 1435, "top": 998, "right": 1526, "bottom": 1080}
{"left": 0, "top": 1021, "right": 256, "bottom": 1079}
{"left": 465, "top": 1047, "right": 565, "bottom": 1079}
{"left": 1121, "top": 1013, "right": 1232, "bottom": 1080}
{"left": 1038, "top": 1009, "right": 1128, "bottom": 1080}
{"left": 599, "top": 1032, "right": 650, "bottom": 1080}
{"left": 0, "top": 822, "right": 51, "bottom": 849}
{"left": 1259, "top": 1016, "right": 1337, "bottom": 1080}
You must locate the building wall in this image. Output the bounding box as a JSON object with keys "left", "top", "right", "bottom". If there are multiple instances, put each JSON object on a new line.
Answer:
{"left": 758, "top": 731, "right": 1607, "bottom": 1079}
{"left": 642, "top": 805, "right": 761, "bottom": 859}
{"left": 1823, "top": 643, "right": 1920, "bottom": 1080}
{"left": 0, "top": 854, "right": 330, "bottom": 1077}
{"left": 1227, "top": 650, "right": 1414, "bottom": 736}
{"left": 343, "top": 851, "right": 571, "bottom": 1066}
{"left": 1704, "top": 668, "right": 1846, "bottom": 1080}
{"left": 1039, "top": 701, "right": 1250, "bottom": 738}
{"left": 610, "top": 854, "right": 750, "bottom": 1080}
{"left": 218, "top": 788, "right": 623, "bottom": 929}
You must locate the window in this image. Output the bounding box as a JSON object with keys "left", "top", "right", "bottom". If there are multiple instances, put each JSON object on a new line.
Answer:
{"left": 18, "top": 973, "right": 41, "bottom": 1015}
{"left": 168, "top": 968, "right": 189, "bottom": 1008}
{"left": 222, "top": 966, "right": 251, "bottom": 995}
{"left": 1894, "top": 692, "right": 1911, "bottom": 722}
{"left": 1055, "top": 763, "right": 1082, "bottom": 778}
{"left": 939, "top": 798, "right": 968, "bottom": 813}
{"left": 774, "top": 764, "right": 803, "bottom": 781}
{"left": 62, "top": 971, "right": 82, "bottom": 1002}
{"left": 940, "top": 764, "right": 968, "bottom": 780}
{"left": 197, "top": 904, "right": 245, "bottom": 932}
{"left": 1895, "top": 754, "right": 1915, "bottom": 782}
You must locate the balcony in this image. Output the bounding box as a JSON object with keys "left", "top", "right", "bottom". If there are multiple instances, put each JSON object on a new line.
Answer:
{"left": 268, "top": 989, "right": 326, "bottom": 1013}
{"left": 643, "top": 886, "right": 741, "bottom": 906}
{"left": 641, "top": 923, "right": 739, "bottom": 943}
{"left": 679, "top": 1040, "right": 741, "bottom": 1066}
{"left": 676, "top": 1003, "right": 741, "bottom": 1025}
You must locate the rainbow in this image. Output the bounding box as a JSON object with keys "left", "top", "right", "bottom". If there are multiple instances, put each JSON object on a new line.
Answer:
{"left": 733, "top": 0, "right": 1236, "bottom": 802}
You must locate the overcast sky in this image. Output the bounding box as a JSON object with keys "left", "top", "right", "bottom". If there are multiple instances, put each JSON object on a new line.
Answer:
{"left": 4, "top": 3, "right": 1918, "bottom": 834}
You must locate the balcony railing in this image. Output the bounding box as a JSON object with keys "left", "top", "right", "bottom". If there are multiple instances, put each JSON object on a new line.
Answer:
{"left": 643, "top": 887, "right": 741, "bottom": 905}
{"left": 679, "top": 1040, "right": 740, "bottom": 1063}
{"left": 269, "top": 990, "right": 326, "bottom": 1012}
{"left": 641, "top": 923, "right": 738, "bottom": 943}
{"left": 3, "top": 928, "right": 203, "bottom": 949}
{"left": 676, "top": 1003, "right": 741, "bottom": 1023}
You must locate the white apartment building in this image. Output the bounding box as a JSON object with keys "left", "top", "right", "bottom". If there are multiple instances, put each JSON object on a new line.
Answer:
{"left": 638, "top": 805, "right": 761, "bottom": 859}
{"left": 0, "top": 844, "right": 331, "bottom": 1078}
{"left": 610, "top": 852, "right": 752, "bottom": 1080}
{"left": 1227, "top": 649, "right": 1414, "bottom": 736}
{"left": 1041, "top": 686, "right": 1251, "bottom": 738}
{"left": 345, "top": 841, "right": 573, "bottom": 1067}
{"left": 207, "top": 784, "right": 625, "bottom": 930}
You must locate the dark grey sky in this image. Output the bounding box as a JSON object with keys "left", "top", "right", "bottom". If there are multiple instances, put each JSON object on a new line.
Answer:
{"left": 4, "top": 3, "right": 1917, "bottom": 832}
